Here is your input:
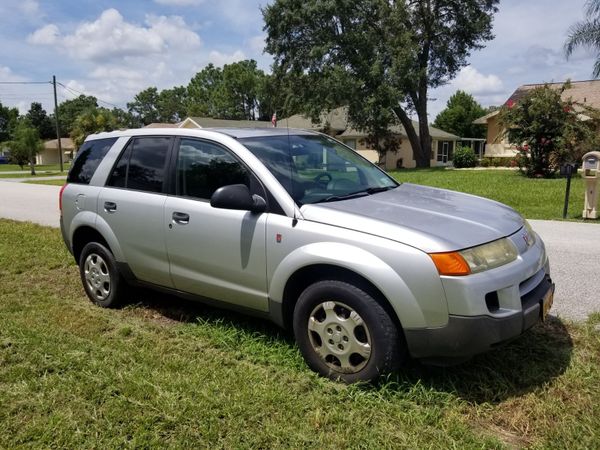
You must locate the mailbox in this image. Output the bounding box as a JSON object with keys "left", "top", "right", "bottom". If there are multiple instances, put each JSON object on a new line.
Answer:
{"left": 582, "top": 151, "right": 600, "bottom": 219}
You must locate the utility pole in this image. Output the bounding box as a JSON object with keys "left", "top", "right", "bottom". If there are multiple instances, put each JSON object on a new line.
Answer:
{"left": 52, "top": 75, "right": 63, "bottom": 172}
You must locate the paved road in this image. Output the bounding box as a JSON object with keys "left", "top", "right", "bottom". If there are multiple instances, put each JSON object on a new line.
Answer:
{"left": 0, "top": 181, "right": 61, "bottom": 227}
{"left": 1, "top": 181, "right": 598, "bottom": 321}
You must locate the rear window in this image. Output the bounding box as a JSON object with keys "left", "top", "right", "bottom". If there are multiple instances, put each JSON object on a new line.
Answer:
{"left": 106, "top": 137, "right": 171, "bottom": 194}
{"left": 67, "top": 138, "right": 117, "bottom": 184}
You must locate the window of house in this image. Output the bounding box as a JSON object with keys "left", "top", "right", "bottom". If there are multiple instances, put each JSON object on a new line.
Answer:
{"left": 343, "top": 139, "right": 357, "bottom": 149}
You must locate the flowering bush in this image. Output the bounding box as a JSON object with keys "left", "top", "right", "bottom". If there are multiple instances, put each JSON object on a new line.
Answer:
{"left": 499, "top": 82, "right": 598, "bottom": 178}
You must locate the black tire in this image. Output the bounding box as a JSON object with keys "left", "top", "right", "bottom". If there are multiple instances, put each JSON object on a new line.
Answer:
{"left": 293, "top": 280, "right": 405, "bottom": 383}
{"left": 78, "top": 242, "right": 127, "bottom": 308}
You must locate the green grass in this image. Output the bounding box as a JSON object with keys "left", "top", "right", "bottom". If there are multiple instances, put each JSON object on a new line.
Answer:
{"left": 0, "top": 171, "right": 62, "bottom": 179}
{"left": 1, "top": 219, "right": 599, "bottom": 448}
{"left": 390, "top": 168, "right": 596, "bottom": 221}
{"left": 0, "top": 163, "right": 69, "bottom": 172}
{"left": 24, "top": 178, "right": 67, "bottom": 186}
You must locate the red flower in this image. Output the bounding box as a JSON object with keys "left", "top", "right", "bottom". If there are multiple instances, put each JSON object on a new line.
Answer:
{"left": 506, "top": 99, "right": 515, "bottom": 109}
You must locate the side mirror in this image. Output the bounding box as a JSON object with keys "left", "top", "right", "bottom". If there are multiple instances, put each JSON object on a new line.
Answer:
{"left": 210, "top": 184, "right": 266, "bottom": 213}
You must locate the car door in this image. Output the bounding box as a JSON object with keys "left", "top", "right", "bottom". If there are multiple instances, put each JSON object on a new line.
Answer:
{"left": 98, "top": 136, "right": 174, "bottom": 288}
{"left": 164, "top": 137, "right": 269, "bottom": 312}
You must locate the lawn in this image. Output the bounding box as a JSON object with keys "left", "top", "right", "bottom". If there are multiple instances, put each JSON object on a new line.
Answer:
{"left": 25, "top": 178, "right": 67, "bottom": 186}
{"left": 390, "top": 168, "right": 592, "bottom": 221}
{"left": 0, "top": 163, "right": 69, "bottom": 172}
{"left": 1, "top": 219, "right": 599, "bottom": 448}
{"left": 0, "top": 171, "right": 62, "bottom": 179}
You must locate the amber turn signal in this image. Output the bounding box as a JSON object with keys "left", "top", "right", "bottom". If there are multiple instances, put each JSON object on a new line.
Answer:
{"left": 429, "top": 252, "right": 471, "bottom": 276}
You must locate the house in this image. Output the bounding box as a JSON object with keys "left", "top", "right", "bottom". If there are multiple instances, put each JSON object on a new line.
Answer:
{"left": 283, "top": 108, "right": 460, "bottom": 169}
{"left": 37, "top": 138, "right": 75, "bottom": 165}
{"left": 474, "top": 79, "right": 600, "bottom": 157}
{"left": 149, "top": 108, "right": 460, "bottom": 169}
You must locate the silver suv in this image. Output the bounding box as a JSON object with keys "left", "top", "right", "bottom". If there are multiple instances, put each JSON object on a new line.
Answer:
{"left": 60, "top": 128, "right": 554, "bottom": 382}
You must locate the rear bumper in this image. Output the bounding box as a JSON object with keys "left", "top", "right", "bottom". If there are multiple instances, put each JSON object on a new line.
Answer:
{"left": 59, "top": 215, "right": 72, "bottom": 255}
{"left": 404, "top": 275, "right": 554, "bottom": 363}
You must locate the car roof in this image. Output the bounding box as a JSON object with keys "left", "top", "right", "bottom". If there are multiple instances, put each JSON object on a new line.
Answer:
{"left": 86, "top": 127, "right": 320, "bottom": 141}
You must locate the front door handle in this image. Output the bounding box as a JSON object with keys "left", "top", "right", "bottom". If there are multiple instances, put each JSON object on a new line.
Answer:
{"left": 172, "top": 211, "right": 190, "bottom": 225}
{"left": 104, "top": 201, "right": 117, "bottom": 213}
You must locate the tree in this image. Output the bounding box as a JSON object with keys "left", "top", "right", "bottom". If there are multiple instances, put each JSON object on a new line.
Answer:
{"left": 70, "top": 108, "right": 118, "bottom": 149}
{"left": 433, "top": 91, "right": 487, "bottom": 138}
{"left": 263, "top": 0, "right": 498, "bottom": 167}
{"left": 110, "top": 107, "right": 142, "bottom": 129}
{"left": 0, "top": 101, "right": 19, "bottom": 142}
{"left": 186, "top": 60, "right": 269, "bottom": 120}
{"left": 26, "top": 102, "right": 54, "bottom": 140}
{"left": 9, "top": 120, "right": 44, "bottom": 174}
{"left": 498, "top": 83, "right": 598, "bottom": 178}
{"left": 127, "top": 87, "right": 160, "bottom": 125}
{"left": 56, "top": 95, "right": 98, "bottom": 136}
{"left": 187, "top": 63, "right": 223, "bottom": 117}
{"left": 565, "top": 0, "right": 600, "bottom": 77}
{"left": 157, "top": 86, "right": 188, "bottom": 123}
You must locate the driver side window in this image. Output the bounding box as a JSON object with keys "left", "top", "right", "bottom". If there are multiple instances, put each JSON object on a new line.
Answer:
{"left": 176, "top": 139, "right": 250, "bottom": 200}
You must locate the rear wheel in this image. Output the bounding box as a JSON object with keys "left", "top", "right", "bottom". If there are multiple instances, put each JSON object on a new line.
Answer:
{"left": 79, "top": 242, "right": 127, "bottom": 308}
{"left": 293, "top": 280, "right": 404, "bottom": 383}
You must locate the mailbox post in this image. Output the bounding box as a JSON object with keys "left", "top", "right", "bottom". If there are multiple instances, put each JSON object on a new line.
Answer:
{"left": 582, "top": 151, "right": 600, "bottom": 219}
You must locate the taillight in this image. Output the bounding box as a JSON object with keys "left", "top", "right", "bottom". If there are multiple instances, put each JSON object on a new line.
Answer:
{"left": 59, "top": 184, "right": 68, "bottom": 213}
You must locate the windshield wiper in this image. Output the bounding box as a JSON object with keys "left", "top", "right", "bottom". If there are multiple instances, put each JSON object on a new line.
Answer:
{"left": 313, "top": 186, "right": 396, "bottom": 204}
{"left": 364, "top": 186, "right": 396, "bottom": 194}
{"left": 313, "top": 191, "right": 370, "bottom": 204}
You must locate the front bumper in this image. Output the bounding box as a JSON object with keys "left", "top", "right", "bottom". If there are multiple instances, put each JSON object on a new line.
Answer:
{"left": 404, "top": 273, "right": 554, "bottom": 363}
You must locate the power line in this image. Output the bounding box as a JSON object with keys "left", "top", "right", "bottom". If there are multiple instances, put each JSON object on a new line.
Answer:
{"left": 57, "top": 82, "right": 125, "bottom": 110}
{"left": 0, "top": 81, "right": 51, "bottom": 85}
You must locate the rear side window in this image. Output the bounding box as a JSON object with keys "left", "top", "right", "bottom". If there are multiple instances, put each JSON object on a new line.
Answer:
{"left": 67, "top": 138, "right": 117, "bottom": 184}
{"left": 107, "top": 137, "right": 171, "bottom": 193}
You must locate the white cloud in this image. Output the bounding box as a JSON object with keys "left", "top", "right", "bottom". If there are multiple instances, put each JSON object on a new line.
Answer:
{"left": 247, "top": 34, "right": 266, "bottom": 54}
{"left": 154, "top": 0, "right": 203, "bottom": 5}
{"left": 0, "top": 66, "right": 26, "bottom": 82}
{"left": 27, "top": 24, "right": 59, "bottom": 45}
{"left": 451, "top": 66, "right": 504, "bottom": 95}
{"left": 145, "top": 14, "right": 202, "bottom": 49}
{"left": 208, "top": 50, "right": 246, "bottom": 66}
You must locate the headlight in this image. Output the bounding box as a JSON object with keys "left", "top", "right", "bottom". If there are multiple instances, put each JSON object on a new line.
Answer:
{"left": 459, "top": 238, "right": 518, "bottom": 274}
{"left": 429, "top": 238, "right": 518, "bottom": 276}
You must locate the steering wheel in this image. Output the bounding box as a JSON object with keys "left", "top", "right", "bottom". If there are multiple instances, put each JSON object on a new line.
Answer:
{"left": 314, "top": 172, "right": 333, "bottom": 186}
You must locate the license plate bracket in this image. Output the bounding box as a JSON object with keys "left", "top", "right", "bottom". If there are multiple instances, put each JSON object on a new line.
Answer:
{"left": 541, "top": 287, "right": 554, "bottom": 321}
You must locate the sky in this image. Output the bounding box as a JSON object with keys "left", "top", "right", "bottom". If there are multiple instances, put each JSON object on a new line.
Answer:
{"left": 0, "top": 0, "right": 597, "bottom": 121}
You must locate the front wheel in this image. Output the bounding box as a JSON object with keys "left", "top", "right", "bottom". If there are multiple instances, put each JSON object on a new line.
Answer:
{"left": 293, "top": 280, "right": 404, "bottom": 383}
{"left": 79, "top": 242, "right": 127, "bottom": 308}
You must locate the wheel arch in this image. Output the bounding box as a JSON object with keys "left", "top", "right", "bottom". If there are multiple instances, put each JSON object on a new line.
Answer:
{"left": 279, "top": 264, "right": 403, "bottom": 333}
{"left": 72, "top": 226, "right": 112, "bottom": 263}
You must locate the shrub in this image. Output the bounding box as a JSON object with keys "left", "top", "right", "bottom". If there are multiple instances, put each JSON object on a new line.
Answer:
{"left": 452, "top": 146, "right": 478, "bottom": 168}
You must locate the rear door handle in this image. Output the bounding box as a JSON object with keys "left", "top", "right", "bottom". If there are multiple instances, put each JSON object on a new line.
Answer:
{"left": 104, "top": 201, "right": 117, "bottom": 213}
{"left": 172, "top": 211, "right": 190, "bottom": 225}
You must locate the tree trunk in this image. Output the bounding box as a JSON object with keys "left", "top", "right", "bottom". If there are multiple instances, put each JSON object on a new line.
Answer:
{"left": 393, "top": 106, "right": 430, "bottom": 167}
{"left": 29, "top": 156, "right": 36, "bottom": 176}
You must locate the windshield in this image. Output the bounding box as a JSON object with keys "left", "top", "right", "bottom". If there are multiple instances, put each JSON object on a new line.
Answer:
{"left": 239, "top": 134, "right": 398, "bottom": 205}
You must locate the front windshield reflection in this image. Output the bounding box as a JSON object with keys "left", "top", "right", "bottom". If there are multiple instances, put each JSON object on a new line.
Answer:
{"left": 239, "top": 134, "right": 398, "bottom": 205}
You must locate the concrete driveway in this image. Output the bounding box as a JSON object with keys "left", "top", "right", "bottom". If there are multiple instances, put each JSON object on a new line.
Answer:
{"left": 0, "top": 180, "right": 598, "bottom": 321}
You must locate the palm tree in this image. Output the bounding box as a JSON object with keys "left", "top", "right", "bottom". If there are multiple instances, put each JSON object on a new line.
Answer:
{"left": 565, "top": 0, "right": 600, "bottom": 77}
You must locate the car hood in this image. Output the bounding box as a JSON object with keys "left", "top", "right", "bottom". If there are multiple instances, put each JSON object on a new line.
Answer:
{"left": 300, "top": 183, "right": 524, "bottom": 253}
